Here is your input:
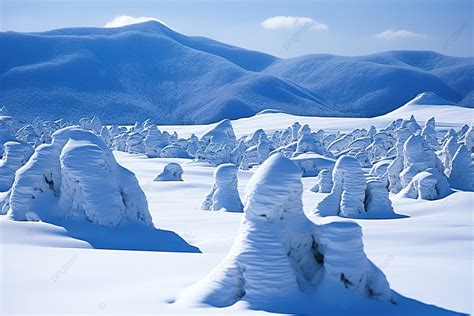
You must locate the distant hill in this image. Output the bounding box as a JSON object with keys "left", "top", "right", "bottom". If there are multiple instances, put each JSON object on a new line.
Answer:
{"left": 264, "top": 51, "right": 473, "bottom": 117}
{"left": 0, "top": 21, "right": 472, "bottom": 124}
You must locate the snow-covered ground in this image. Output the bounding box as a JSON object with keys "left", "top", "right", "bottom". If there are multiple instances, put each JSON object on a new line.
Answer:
{"left": 1, "top": 104, "right": 473, "bottom": 315}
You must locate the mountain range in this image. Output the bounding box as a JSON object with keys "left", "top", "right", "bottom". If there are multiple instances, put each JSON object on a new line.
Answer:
{"left": 1, "top": 21, "right": 472, "bottom": 124}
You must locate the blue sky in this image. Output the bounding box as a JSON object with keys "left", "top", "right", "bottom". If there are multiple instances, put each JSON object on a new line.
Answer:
{"left": 1, "top": 0, "right": 472, "bottom": 58}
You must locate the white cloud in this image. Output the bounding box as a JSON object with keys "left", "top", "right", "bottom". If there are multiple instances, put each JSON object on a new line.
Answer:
{"left": 105, "top": 15, "right": 169, "bottom": 28}
{"left": 261, "top": 16, "right": 328, "bottom": 31}
{"left": 374, "top": 29, "right": 426, "bottom": 40}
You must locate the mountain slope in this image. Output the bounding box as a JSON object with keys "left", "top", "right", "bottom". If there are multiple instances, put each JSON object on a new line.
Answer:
{"left": 0, "top": 21, "right": 472, "bottom": 124}
{"left": 0, "top": 22, "right": 333, "bottom": 124}
{"left": 264, "top": 51, "right": 473, "bottom": 117}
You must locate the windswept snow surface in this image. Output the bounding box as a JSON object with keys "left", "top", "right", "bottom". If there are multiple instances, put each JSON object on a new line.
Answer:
{"left": 1, "top": 104, "right": 473, "bottom": 315}
{"left": 1, "top": 22, "right": 472, "bottom": 123}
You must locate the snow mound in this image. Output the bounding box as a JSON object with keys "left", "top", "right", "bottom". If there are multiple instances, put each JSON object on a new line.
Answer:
{"left": 201, "top": 163, "right": 243, "bottom": 212}
{"left": 178, "top": 154, "right": 392, "bottom": 311}
{"left": 154, "top": 163, "right": 183, "bottom": 181}
{"left": 7, "top": 126, "right": 152, "bottom": 227}
{"left": 403, "top": 92, "right": 456, "bottom": 106}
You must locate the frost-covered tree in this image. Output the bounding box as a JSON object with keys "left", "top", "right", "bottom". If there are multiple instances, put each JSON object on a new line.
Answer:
{"left": 126, "top": 132, "right": 145, "bottom": 154}
{"left": 0, "top": 141, "right": 34, "bottom": 191}
{"left": 406, "top": 115, "right": 421, "bottom": 134}
{"left": 154, "top": 163, "right": 183, "bottom": 181}
{"left": 328, "top": 134, "right": 353, "bottom": 153}
{"left": 79, "top": 116, "right": 102, "bottom": 134}
{"left": 200, "top": 119, "right": 236, "bottom": 147}
{"left": 244, "top": 129, "right": 267, "bottom": 147}
{"left": 399, "top": 168, "right": 452, "bottom": 200}
{"left": 144, "top": 125, "right": 164, "bottom": 158}
{"left": 446, "top": 144, "right": 473, "bottom": 191}
{"left": 364, "top": 176, "right": 394, "bottom": 216}
{"left": 201, "top": 163, "right": 243, "bottom": 212}
{"left": 294, "top": 134, "right": 327, "bottom": 157}
{"left": 297, "top": 124, "right": 311, "bottom": 138}
{"left": 386, "top": 127, "right": 412, "bottom": 193}
{"left": 0, "top": 116, "right": 16, "bottom": 157}
{"left": 310, "top": 169, "right": 333, "bottom": 193}
{"left": 421, "top": 117, "right": 438, "bottom": 148}
{"left": 160, "top": 144, "right": 191, "bottom": 158}
{"left": 179, "top": 154, "right": 392, "bottom": 309}
{"left": 290, "top": 121, "right": 301, "bottom": 141}
{"left": 460, "top": 125, "right": 473, "bottom": 152}
{"left": 256, "top": 133, "right": 272, "bottom": 164}
{"left": 7, "top": 127, "right": 152, "bottom": 227}
{"left": 314, "top": 155, "right": 367, "bottom": 217}
{"left": 15, "top": 125, "right": 40, "bottom": 146}
{"left": 399, "top": 135, "right": 444, "bottom": 190}
{"left": 439, "top": 136, "right": 460, "bottom": 170}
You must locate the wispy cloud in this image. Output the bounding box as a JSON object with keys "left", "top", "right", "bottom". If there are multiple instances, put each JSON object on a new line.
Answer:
{"left": 261, "top": 16, "right": 328, "bottom": 31}
{"left": 374, "top": 29, "right": 426, "bottom": 40}
{"left": 105, "top": 15, "right": 168, "bottom": 28}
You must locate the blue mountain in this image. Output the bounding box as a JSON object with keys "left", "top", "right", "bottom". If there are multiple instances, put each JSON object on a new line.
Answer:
{"left": 1, "top": 21, "right": 472, "bottom": 124}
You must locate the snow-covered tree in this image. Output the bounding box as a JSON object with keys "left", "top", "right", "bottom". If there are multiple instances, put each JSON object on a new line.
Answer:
{"left": 314, "top": 155, "right": 367, "bottom": 217}
{"left": 7, "top": 127, "right": 152, "bottom": 226}
{"left": 364, "top": 176, "right": 394, "bottom": 216}
{"left": 154, "top": 163, "right": 183, "bottom": 181}
{"left": 0, "top": 141, "right": 34, "bottom": 191}
{"left": 399, "top": 168, "right": 452, "bottom": 200}
{"left": 201, "top": 163, "right": 243, "bottom": 212}
{"left": 179, "top": 154, "right": 392, "bottom": 309}
{"left": 310, "top": 168, "right": 333, "bottom": 193}
{"left": 446, "top": 144, "right": 473, "bottom": 191}
{"left": 126, "top": 132, "right": 145, "bottom": 154}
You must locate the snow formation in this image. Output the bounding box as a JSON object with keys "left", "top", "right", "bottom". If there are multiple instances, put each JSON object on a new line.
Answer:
{"left": 314, "top": 155, "right": 394, "bottom": 218}
{"left": 0, "top": 141, "right": 34, "bottom": 192}
{"left": 179, "top": 154, "right": 392, "bottom": 309}
{"left": 154, "top": 163, "right": 184, "bottom": 182}
{"left": 201, "top": 163, "right": 243, "bottom": 212}
{"left": 6, "top": 127, "right": 152, "bottom": 227}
